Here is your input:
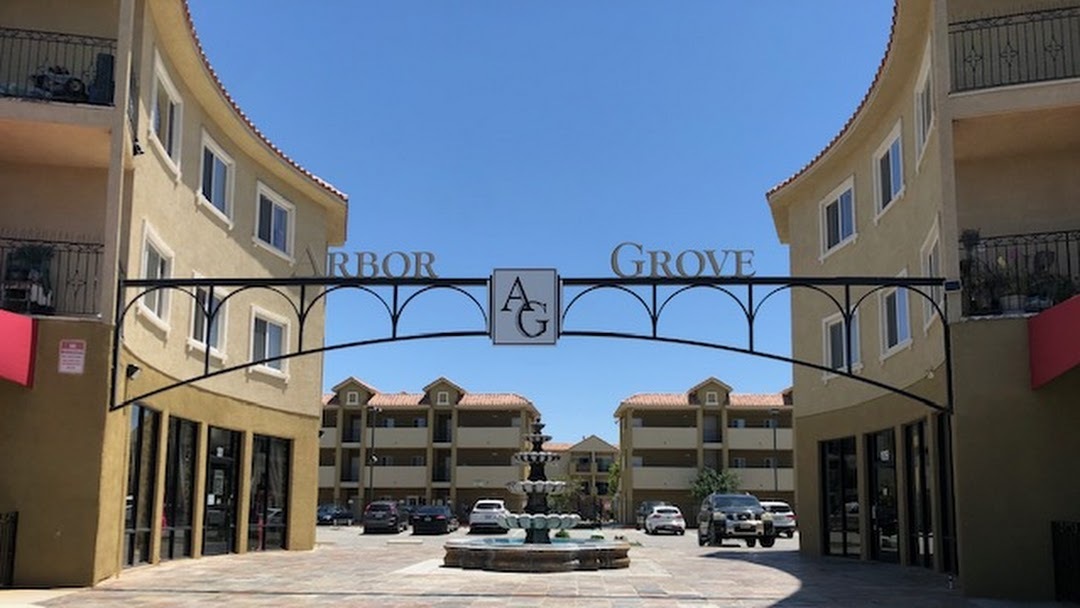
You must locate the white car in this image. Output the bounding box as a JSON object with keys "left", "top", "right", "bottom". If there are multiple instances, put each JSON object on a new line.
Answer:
{"left": 468, "top": 499, "right": 509, "bottom": 533}
{"left": 644, "top": 505, "right": 686, "bottom": 535}
{"left": 760, "top": 500, "right": 797, "bottom": 538}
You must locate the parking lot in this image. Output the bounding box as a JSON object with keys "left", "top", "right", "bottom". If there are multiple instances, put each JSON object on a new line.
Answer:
{"left": 6, "top": 525, "right": 1032, "bottom": 607}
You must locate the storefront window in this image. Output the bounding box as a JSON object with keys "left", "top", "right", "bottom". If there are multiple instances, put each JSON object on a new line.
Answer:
{"left": 248, "top": 435, "right": 290, "bottom": 551}
{"left": 161, "top": 417, "right": 197, "bottom": 560}
{"left": 905, "top": 420, "right": 933, "bottom": 567}
{"left": 821, "top": 436, "right": 859, "bottom": 557}
{"left": 867, "top": 429, "right": 898, "bottom": 563}
{"left": 124, "top": 405, "right": 160, "bottom": 567}
{"left": 203, "top": 427, "right": 241, "bottom": 556}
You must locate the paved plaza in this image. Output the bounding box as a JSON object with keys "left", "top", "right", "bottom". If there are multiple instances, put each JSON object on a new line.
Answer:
{"left": 0, "top": 527, "right": 1065, "bottom": 607}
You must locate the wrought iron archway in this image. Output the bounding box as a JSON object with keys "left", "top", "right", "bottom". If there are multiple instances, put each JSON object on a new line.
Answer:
{"left": 109, "top": 274, "right": 953, "bottom": 414}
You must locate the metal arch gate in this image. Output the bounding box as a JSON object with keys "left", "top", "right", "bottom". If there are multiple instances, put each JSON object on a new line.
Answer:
{"left": 110, "top": 273, "right": 954, "bottom": 413}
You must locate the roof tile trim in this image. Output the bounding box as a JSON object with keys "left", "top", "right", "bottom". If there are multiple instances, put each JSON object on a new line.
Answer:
{"left": 180, "top": 1, "right": 347, "bottom": 202}
{"left": 766, "top": 2, "right": 899, "bottom": 197}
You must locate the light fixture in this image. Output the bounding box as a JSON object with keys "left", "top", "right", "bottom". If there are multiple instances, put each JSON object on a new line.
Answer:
{"left": 125, "top": 364, "right": 141, "bottom": 380}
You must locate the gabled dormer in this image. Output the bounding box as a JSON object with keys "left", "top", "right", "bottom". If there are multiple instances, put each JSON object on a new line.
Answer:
{"left": 331, "top": 376, "right": 378, "bottom": 407}
{"left": 423, "top": 376, "right": 465, "bottom": 406}
{"left": 688, "top": 377, "right": 733, "bottom": 407}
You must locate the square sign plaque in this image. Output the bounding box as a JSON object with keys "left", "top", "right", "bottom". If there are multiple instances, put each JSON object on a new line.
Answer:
{"left": 491, "top": 269, "right": 559, "bottom": 345}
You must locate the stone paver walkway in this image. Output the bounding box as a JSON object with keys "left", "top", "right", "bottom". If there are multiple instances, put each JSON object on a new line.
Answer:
{"left": 0, "top": 527, "right": 1064, "bottom": 607}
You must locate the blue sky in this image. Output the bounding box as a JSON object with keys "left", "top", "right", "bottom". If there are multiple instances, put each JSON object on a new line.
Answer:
{"left": 188, "top": 1, "right": 893, "bottom": 445}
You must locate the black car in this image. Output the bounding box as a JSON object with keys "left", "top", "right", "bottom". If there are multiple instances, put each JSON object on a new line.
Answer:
{"left": 411, "top": 505, "right": 459, "bottom": 535}
{"left": 363, "top": 501, "right": 407, "bottom": 533}
{"left": 316, "top": 504, "right": 354, "bottom": 526}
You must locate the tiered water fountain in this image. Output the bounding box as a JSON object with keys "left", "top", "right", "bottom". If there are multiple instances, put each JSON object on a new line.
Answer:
{"left": 443, "top": 418, "right": 630, "bottom": 572}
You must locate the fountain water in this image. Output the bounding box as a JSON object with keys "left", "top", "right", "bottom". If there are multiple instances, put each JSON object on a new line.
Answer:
{"left": 443, "top": 418, "right": 630, "bottom": 572}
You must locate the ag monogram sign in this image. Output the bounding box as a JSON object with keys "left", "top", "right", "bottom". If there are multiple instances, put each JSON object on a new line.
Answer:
{"left": 490, "top": 269, "right": 559, "bottom": 345}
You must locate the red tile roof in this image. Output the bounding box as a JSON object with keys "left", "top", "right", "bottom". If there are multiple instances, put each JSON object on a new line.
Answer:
{"left": 729, "top": 393, "right": 787, "bottom": 407}
{"left": 543, "top": 442, "right": 573, "bottom": 452}
{"left": 321, "top": 393, "right": 334, "bottom": 405}
{"left": 619, "top": 391, "right": 791, "bottom": 410}
{"left": 460, "top": 393, "right": 531, "bottom": 406}
{"left": 180, "top": 1, "right": 347, "bottom": 202}
{"left": 766, "top": 2, "right": 898, "bottom": 197}
{"left": 621, "top": 393, "right": 690, "bottom": 407}
{"left": 369, "top": 393, "right": 424, "bottom": 407}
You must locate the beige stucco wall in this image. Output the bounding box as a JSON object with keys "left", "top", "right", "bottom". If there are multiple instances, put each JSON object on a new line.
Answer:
{"left": 0, "top": 0, "right": 120, "bottom": 39}
{"left": 0, "top": 164, "right": 109, "bottom": 241}
{"left": 950, "top": 318, "right": 1080, "bottom": 600}
{"left": 0, "top": 319, "right": 111, "bottom": 587}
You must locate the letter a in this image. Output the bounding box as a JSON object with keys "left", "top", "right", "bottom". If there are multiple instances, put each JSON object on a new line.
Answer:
{"left": 500, "top": 277, "right": 534, "bottom": 312}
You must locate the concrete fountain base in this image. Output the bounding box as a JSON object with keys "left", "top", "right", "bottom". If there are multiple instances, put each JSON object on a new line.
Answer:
{"left": 443, "top": 537, "right": 631, "bottom": 572}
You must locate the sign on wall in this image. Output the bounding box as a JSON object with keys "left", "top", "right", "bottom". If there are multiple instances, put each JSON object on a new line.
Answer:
{"left": 58, "top": 339, "right": 86, "bottom": 375}
{"left": 490, "top": 269, "right": 559, "bottom": 345}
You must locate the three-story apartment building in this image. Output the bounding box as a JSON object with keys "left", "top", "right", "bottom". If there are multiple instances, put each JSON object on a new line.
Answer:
{"left": 319, "top": 377, "right": 538, "bottom": 520}
{"left": 614, "top": 378, "right": 794, "bottom": 523}
{"left": 766, "top": 0, "right": 1080, "bottom": 600}
{"left": 0, "top": 0, "right": 347, "bottom": 587}
{"left": 544, "top": 435, "right": 618, "bottom": 521}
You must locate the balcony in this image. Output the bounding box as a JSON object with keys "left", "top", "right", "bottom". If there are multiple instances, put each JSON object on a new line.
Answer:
{"left": 455, "top": 465, "right": 520, "bottom": 488}
{"left": 631, "top": 466, "right": 697, "bottom": 490}
{"left": 318, "top": 466, "right": 336, "bottom": 487}
{"left": 367, "top": 426, "right": 428, "bottom": 449}
{"left": 727, "top": 428, "right": 793, "bottom": 451}
{"left": 370, "top": 466, "right": 427, "bottom": 488}
{"left": 0, "top": 27, "right": 116, "bottom": 106}
{"left": 0, "top": 237, "right": 102, "bottom": 316}
{"left": 729, "top": 467, "right": 795, "bottom": 493}
{"left": 950, "top": 7, "right": 1080, "bottom": 93}
{"left": 318, "top": 427, "right": 337, "bottom": 449}
{"left": 959, "top": 229, "right": 1079, "bottom": 317}
{"left": 456, "top": 426, "right": 520, "bottom": 448}
{"left": 631, "top": 426, "right": 697, "bottom": 450}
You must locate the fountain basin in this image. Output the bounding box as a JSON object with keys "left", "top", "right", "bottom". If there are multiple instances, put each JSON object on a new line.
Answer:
{"left": 443, "top": 537, "right": 631, "bottom": 572}
{"left": 496, "top": 513, "right": 581, "bottom": 530}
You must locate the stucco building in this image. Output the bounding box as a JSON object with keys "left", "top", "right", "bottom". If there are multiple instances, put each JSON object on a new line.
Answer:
{"left": 319, "top": 377, "right": 539, "bottom": 520}
{"left": 543, "top": 435, "right": 619, "bottom": 521}
{"left": 0, "top": 0, "right": 346, "bottom": 586}
{"left": 614, "top": 378, "right": 794, "bottom": 524}
{"left": 766, "top": 0, "right": 1080, "bottom": 600}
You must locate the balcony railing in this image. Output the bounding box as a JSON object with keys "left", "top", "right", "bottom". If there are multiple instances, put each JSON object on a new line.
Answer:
{"left": 950, "top": 7, "right": 1080, "bottom": 92}
{"left": 959, "top": 229, "right": 1080, "bottom": 316}
{"left": 0, "top": 27, "right": 116, "bottom": 105}
{"left": 0, "top": 237, "right": 103, "bottom": 316}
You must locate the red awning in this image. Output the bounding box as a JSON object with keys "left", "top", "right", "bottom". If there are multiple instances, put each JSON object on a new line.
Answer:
{"left": 0, "top": 309, "right": 37, "bottom": 387}
{"left": 1029, "top": 295, "right": 1080, "bottom": 389}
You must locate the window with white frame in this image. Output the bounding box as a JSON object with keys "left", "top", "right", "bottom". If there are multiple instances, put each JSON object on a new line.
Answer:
{"left": 436, "top": 391, "right": 449, "bottom": 405}
{"left": 704, "top": 391, "right": 718, "bottom": 405}
{"left": 731, "top": 457, "right": 747, "bottom": 468}
{"left": 255, "top": 183, "right": 294, "bottom": 258}
{"left": 251, "top": 308, "right": 288, "bottom": 373}
{"left": 345, "top": 391, "right": 359, "bottom": 406}
{"left": 880, "top": 279, "right": 912, "bottom": 355}
{"left": 874, "top": 121, "right": 904, "bottom": 214}
{"left": 914, "top": 41, "right": 934, "bottom": 162}
{"left": 199, "top": 132, "right": 234, "bottom": 220}
{"left": 150, "top": 53, "right": 182, "bottom": 168}
{"left": 921, "top": 226, "right": 943, "bottom": 327}
{"left": 823, "top": 311, "right": 861, "bottom": 372}
{"left": 190, "top": 284, "right": 226, "bottom": 354}
{"left": 821, "top": 178, "right": 856, "bottom": 255}
{"left": 141, "top": 228, "right": 172, "bottom": 324}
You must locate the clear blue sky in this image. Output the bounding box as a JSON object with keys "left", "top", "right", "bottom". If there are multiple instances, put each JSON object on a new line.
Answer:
{"left": 188, "top": 1, "right": 893, "bottom": 445}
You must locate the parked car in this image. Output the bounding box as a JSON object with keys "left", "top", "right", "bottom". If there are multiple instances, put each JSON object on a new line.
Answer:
{"left": 411, "top": 505, "right": 459, "bottom": 535}
{"left": 635, "top": 500, "right": 672, "bottom": 530}
{"left": 760, "top": 500, "right": 797, "bottom": 538}
{"left": 316, "top": 504, "right": 354, "bottom": 526}
{"left": 696, "top": 493, "right": 777, "bottom": 548}
{"left": 468, "top": 499, "right": 509, "bottom": 533}
{"left": 644, "top": 505, "right": 686, "bottom": 535}
{"left": 363, "top": 501, "right": 407, "bottom": 533}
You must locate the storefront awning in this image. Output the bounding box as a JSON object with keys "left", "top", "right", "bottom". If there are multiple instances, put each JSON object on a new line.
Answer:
{"left": 0, "top": 309, "right": 37, "bottom": 387}
{"left": 1029, "top": 295, "right": 1080, "bottom": 389}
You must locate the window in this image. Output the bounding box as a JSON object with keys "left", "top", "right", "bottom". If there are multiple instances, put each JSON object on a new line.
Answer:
{"left": 141, "top": 226, "right": 173, "bottom": 326}
{"left": 199, "top": 132, "right": 234, "bottom": 222}
{"left": 255, "top": 183, "right": 294, "bottom": 259}
{"left": 730, "top": 418, "right": 746, "bottom": 428}
{"left": 731, "top": 457, "right": 747, "bottom": 468}
{"left": 874, "top": 121, "right": 904, "bottom": 214}
{"left": 704, "top": 391, "right": 718, "bottom": 405}
{"left": 764, "top": 457, "right": 777, "bottom": 469}
{"left": 345, "top": 391, "right": 360, "bottom": 406}
{"left": 150, "top": 53, "right": 182, "bottom": 169}
{"left": 821, "top": 179, "right": 856, "bottom": 256}
{"left": 321, "top": 409, "right": 337, "bottom": 428}
{"left": 248, "top": 435, "right": 289, "bottom": 552}
{"left": 124, "top": 405, "right": 160, "bottom": 567}
{"left": 823, "top": 311, "right": 861, "bottom": 373}
{"left": 251, "top": 307, "right": 288, "bottom": 375}
{"left": 410, "top": 455, "right": 425, "bottom": 466}
{"left": 414, "top": 417, "right": 427, "bottom": 428}
{"left": 914, "top": 41, "right": 934, "bottom": 163}
{"left": 190, "top": 284, "right": 226, "bottom": 356}
{"left": 880, "top": 280, "right": 912, "bottom": 356}
{"left": 436, "top": 391, "right": 449, "bottom": 405}
{"left": 921, "top": 226, "right": 942, "bottom": 327}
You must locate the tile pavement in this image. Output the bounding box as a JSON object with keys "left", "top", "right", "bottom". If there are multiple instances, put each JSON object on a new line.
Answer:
{"left": 0, "top": 527, "right": 1066, "bottom": 607}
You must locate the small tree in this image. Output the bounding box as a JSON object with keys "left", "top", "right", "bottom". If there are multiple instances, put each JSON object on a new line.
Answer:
{"left": 690, "top": 467, "right": 740, "bottom": 501}
{"left": 547, "top": 475, "right": 576, "bottom": 513}
{"left": 606, "top": 459, "right": 621, "bottom": 498}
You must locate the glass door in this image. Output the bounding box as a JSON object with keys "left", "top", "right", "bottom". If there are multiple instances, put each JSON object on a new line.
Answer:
{"left": 203, "top": 427, "right": 240, "bottom": 556}
{"left": 124, "top": 405, "right": 160, "bottom": 567}
{"left": 161, "top": 417, "right": 197, "bottom": 560}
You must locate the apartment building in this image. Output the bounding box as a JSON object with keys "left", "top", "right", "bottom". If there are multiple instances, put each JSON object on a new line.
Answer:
{"left": 544, "top": 435, "right": 618, "bottom": 521}
{"left": 766, "top": 1, "right": 1080, "bottom": 600}
{"left": 614, "top": 378, "right": 794, "bottom": 524}
{"left": 319, "top": 377, "right": 539, "bottom": 520}
{"left": 0, "top": 0, "right": 347, "bottom": 587}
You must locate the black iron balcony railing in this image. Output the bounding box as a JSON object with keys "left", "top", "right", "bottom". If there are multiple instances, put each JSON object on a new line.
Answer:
{"left": 959, "top": 229, "right": 1080, "bottom": 317}
{"left": 0, "top": 27, "right": 116, "bottom": 105}
{"left": 950, "top": 7, "right": 1080, "bottom": 92}
{"left": 0, "top": 237, "right": 103, "bottom": 316}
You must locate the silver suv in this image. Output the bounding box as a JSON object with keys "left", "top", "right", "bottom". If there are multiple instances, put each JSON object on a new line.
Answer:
{"left": 696, "top": 493, "right": 777, "bottom": 548}
{"left": 468, "top": 499, "right": 509, "bottom": 533}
